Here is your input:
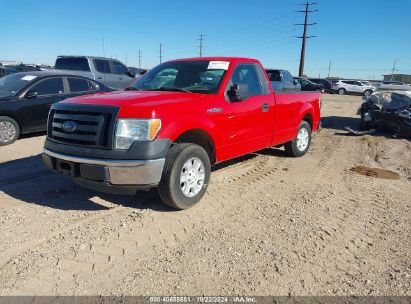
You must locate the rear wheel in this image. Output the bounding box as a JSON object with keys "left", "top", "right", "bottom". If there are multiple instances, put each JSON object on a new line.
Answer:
{"left": 158, "top": 143, "right": 211, "bottom": 210}
{"left": 285, "top": 121, "right": 312, "bottom": 157}
{"left": 0, "top": 116, "right": 20, "bottom": 146}
{"left": 338, "top": 88, "right": 346, "bottom": 95}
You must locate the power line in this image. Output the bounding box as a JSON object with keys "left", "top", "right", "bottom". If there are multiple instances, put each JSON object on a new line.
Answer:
{"left": 295, "top": 1, "right": 318, "bottom": 76}
{"left": 198, "top": 34, "right": 205, "bottom": 57}
{"left": 138, "top": 50, "right": 142, "bottom": 68}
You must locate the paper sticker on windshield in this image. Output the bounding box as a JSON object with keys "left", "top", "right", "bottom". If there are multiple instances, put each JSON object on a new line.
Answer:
{"left": 207, "top": 61, "right": 230, "bottom": 70}
{"left": 21, "top": 75, "right": 37, "bottom": 81}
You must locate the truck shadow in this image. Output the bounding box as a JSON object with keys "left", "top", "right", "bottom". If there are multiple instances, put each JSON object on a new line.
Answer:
{"left": 0, "top": 147, "right": 288, "bottom": 212}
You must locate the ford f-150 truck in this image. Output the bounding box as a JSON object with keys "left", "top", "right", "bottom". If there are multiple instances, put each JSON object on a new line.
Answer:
{"left": 43, "top": 57, "right": 321, "bottom": 210}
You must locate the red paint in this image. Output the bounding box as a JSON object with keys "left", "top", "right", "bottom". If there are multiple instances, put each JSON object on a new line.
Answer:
{"left": 62, "top": 57, "right": 321, "bottom": 163}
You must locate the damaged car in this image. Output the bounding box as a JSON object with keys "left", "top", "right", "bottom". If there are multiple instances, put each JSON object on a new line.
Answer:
{"left": 346, "top": 91, "right": 411, "bottom": 138}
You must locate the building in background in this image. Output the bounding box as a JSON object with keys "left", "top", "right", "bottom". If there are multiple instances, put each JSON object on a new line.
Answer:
{"left": 383, "top": 74, "right": 411, "bottom": 84}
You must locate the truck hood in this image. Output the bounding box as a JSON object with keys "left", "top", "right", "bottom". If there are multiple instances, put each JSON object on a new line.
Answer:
{"left": 60, "top": 90, "right": 204, "bottom": 107}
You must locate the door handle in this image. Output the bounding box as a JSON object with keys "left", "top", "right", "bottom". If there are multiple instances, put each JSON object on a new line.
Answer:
{"left": 262, "top": 103, "right": 269, "bottom": 112}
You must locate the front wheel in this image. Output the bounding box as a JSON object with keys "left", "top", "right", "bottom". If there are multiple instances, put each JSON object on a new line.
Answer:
{"left": 0, "top": 116, "right": 20, "bottom": 146}
{"left": 158, "top": 143, "right": 211, "bottom": 210}
{"left": 338, "top": 88, "right": 346, "bottom": 95}
{"left": 364, "top": 90, "right": 373, "bottom": 97}
{"left": 285, "top": 121, "right": 312, "bottom": 157}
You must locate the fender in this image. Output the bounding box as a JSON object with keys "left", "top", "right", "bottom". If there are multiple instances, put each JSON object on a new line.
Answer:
{"left": 0, "top": 111, "right": 25, "bottom": 133}
{"left": 158, "top": 112, "right": 219, "bottom": 147}
{"left": 297, "top": 96, "right": 320, "bottom": 132}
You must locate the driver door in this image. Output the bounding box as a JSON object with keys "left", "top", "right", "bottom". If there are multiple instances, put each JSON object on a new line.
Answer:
{"left": 21, "top": 77, "right": 65, "bottom": 132}
{"left": 218, "top": 63, "right": 274, "bottom": 159}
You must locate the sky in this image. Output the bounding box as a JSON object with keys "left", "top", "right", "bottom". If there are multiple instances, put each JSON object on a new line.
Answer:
{"left": 1, "top": 0, "right": 410, "bottom": 79}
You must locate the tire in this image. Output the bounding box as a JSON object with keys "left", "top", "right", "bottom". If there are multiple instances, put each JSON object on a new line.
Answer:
{"left": 364, "top": 90, "right": 373, "bottom": 97}
{"left": 158, "top": 143, "right": 211, "bottom": 210}
{"left": 284, "top": 121, "right": 312, "bottom": 157}
{"left": 338, "top": 88, "right": 346, "bottom": 95}
{"left": 0, "top": 116, "right": 20, "bottom": 146}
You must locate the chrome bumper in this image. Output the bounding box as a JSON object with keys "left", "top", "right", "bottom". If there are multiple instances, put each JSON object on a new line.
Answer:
{"left": 43, "top": 148, "right": 165, "bottom": 185}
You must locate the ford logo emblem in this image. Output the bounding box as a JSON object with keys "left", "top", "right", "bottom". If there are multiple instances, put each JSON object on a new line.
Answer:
{"left": 62, "top": 121, "right": 78, "bottom": 132}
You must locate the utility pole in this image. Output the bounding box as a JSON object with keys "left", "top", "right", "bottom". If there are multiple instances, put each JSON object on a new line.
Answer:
{"left": 159, "top": 43, "right": 163, "bottom": 63}
{"left": 125, "top": 53, "right": 128, "bottom": 65}
{"left": 327, "top": 60, "right": 331, "bottom": 78}
{"left": 138, "top": 50, "right": 142, "bottom": 69}
{"left": 198, "top": 34, "right": 205, "bottom": 57}
{"left": 391, "top": 59, "right": 398, "bottom": 81}
{"left": 295, "top": 2, "right": 318, "bottom": 77}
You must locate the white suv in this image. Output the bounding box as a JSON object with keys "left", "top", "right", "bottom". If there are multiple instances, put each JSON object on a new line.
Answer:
{"left": 332, "top": 80, "right": 375, "bottom": 97}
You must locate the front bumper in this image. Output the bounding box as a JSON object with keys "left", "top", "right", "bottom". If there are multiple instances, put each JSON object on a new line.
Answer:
{"left": 43, "top": 148, "right": 165, "bottom": 193}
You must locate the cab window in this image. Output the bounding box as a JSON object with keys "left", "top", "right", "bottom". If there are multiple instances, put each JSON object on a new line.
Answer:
{"left": 94, "top": 59, "right": 112, "bottom": 74}
{"left": 228, "top": 64, "right": 263, "bottom": 97}
{"left": 111, "top": 61, "right": 129, "bottom": 75}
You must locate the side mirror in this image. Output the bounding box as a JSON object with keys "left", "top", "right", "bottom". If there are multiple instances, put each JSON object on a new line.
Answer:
{"left": 293, "top": 79, "right": 299, "bottom": 85}
{"left": 126, "top": 70, "right": 136, "bottom": 78}
{"left": 25, "top": 90, "right": 38, "bottom": 99}
{"left": 227, "top": 84, "right": 249, "bottom": 102}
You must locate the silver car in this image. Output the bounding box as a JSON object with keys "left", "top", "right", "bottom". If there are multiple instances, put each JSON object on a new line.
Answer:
{"left": 332, "top": 80, "right": 375, "bottom": 97}
{"left": 54, "top": 56, "right": 135, "bottom": 89}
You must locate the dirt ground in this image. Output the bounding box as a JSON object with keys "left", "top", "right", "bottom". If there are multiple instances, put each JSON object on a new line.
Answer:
{"left": 0, "top": 94, "right": 410, "bottom": 296}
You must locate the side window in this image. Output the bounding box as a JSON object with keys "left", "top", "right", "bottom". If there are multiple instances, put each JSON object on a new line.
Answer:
{"left": 111, "top": 61, "right": 129, "bottom": 75}
{"left": 282, "top": 71, "right": 293, "bottom": 83}
{"left": 228, "top": 64, "right": 263, "bottom": 98}
{"left": 255, "top": 65, "right": 270, "bottom": 95}
{"left": 31, "top": 78, "right": 64, "bottom": 95}
{"left": 93, "top": 59, "right": 111, "bottom": 74}
{"left": 68, "top": 78, "right": 90, "bottom": 92}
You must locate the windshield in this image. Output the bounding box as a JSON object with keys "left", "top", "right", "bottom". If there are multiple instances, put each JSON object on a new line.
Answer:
{"left": 0, "top": 73, "right": 37, "bottom": 98}
{"left": 129, "top": 60, "right": 229, "bottom": 94}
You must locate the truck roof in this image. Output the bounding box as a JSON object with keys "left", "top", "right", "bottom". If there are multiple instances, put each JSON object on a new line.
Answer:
{"left": 169, "top": 57, "right": 260, "bottom": 64}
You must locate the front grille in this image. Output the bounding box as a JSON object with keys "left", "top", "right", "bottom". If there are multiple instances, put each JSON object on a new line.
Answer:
{"left": 48, "top": 104, "right": 119, "bottom": 149}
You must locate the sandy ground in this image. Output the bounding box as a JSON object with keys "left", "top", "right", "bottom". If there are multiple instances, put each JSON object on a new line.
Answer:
{"left": 0, "top": 94, "right": 409, "bottom": 296}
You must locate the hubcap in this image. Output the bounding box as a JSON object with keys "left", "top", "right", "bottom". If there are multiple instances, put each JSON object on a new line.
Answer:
{"left": 296, "top": 128, "right": 309, "bottom": 151}
{"left": 339, "top": 89, "right": 345, "bottom": 95}
{"left": 0, "top": 121, "right": 16, "bottom": 144}
{"left": 180, "top": 157, "right": 205, "bottom": 198}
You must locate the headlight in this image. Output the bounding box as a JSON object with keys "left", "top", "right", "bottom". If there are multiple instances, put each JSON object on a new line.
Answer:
{"left": 115, "top": 119, "right": 161, "bottom": 150}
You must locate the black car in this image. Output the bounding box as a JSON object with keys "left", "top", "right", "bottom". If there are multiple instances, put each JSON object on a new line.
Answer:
{"left": 0, "top": 71, "right": 111, "bottom": 145}
{"left": 308, "top": 78, "right": 333, "bottom": 93}
{"left": 295, "top": 77, "right": 324, "bottom": 92}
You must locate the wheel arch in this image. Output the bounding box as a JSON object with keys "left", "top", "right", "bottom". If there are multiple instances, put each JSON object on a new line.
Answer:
{"left": 0, "top": 112, "right": 23, "bottom": 133}
{"left": 174, "top": 128, "right": 216, "bottom": 165}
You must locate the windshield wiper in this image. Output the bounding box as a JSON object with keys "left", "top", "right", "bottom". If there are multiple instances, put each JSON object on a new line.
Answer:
{"left": 124, "top": 87, "right": 142, "bottom": 91}
{"left": 149, "top": 87, "right": 192, "bottom": 93}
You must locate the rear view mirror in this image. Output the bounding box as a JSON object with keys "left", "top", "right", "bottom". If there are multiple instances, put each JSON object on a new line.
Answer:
{"left": 25, "top": 90, "right": 38, "bottom": 99}
{"left": 228, "top": 84, "right": 249, "bottom": 102}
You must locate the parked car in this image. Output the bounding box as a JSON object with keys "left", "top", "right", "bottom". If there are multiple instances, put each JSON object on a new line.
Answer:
{"left": 54, "top": 56, "right": 136, "bottom": 89}
{"left": 376, "top": 81, "right": 411, "bottom": 91}
{"left": 43, "top": 57, "right": 321, "bottom": 210}
{"left": 308, "top": 78, "right": 333, "bottom": 93}
{"left": 332, "top": 80, "right": 376, "bottom": 97}
{"left": 294, "top": 77, "right": 324, "bottom": 92}
{"left": 0, "top": 66, "right": 18, "bottom": 78}
{"left": 0, "top": 71, "right": 111, "bottom": 146}
{"left": 265, "top": 69, "right": 301, "bottom": 92}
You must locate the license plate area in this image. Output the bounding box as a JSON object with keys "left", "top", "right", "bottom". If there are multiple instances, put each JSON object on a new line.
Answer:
{"left": 56, "top": 159, "right": 77, "bottom": 177}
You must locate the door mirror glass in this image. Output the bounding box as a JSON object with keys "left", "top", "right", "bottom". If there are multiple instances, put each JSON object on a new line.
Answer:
{"left": 228, "top": 84, "right": 249, "bottom": 102}
{"left": 25, "top": 90, "right": 38, "bottom": 98}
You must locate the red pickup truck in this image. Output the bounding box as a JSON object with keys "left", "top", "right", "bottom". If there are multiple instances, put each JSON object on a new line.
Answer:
{"left": 43, "top": 57, "right": 321, "bottom": 209}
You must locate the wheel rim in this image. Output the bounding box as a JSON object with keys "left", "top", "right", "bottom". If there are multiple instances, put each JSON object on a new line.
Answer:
{"left": 339, "top": 89, "right": 345, "bottom": 95}
{"left": 180, "top": 157, "right": 205, "bottom": 198}
{"left": 296, "top": 128, "right": 309, "bottom": 151}
{"left": 0, "top": 121, "right": 16, "bottom": 144}
{"left": 364, "top": 91, "right": 371, "bottom": 97}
